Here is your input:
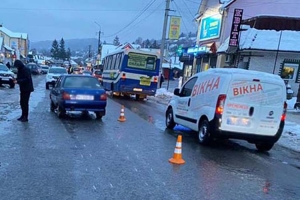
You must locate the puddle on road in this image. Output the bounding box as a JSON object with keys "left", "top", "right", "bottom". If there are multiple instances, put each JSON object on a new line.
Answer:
{"left": 0, "top": 80, "right": 46, "bottom": 136}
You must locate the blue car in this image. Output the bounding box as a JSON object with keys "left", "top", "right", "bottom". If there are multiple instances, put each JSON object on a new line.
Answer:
{"left": 50, "top": 74, "right": 107, "bottom": 119}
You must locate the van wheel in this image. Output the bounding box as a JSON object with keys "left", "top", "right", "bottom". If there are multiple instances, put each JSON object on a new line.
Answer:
{"left": 255, "top": 143, "right": 274, "bottom": 152}
{"left": 198, "top": 119, "right": 212, "bottom": 145}
{"left": 166, "top": 108, "right": 176, "bottom": 129}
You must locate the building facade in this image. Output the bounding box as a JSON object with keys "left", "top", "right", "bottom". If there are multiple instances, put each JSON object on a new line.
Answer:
{"left": 0, "top": 26, "right": 29, "bottom": 61}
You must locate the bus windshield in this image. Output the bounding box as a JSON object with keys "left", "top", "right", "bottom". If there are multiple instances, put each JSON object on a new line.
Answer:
{"left": 127, "top": 52, "right": 156, "bottom": 70}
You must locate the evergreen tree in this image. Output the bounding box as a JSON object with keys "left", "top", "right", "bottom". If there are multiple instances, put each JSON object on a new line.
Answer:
{"left": 179, "top": 32, "right": 186, "bottom": 38}
{"left": 50, "top": 39, "right": 59, "bottom": 59}
{"left": 66, "top": 48, "right": 71, "bottom": 60}
{"left": 113, "top": 36, "right": 120, "bottom": 46}
{"left": 151, "top": 40, "right": 158, "bottom": 48}
{"left": 135, "top": 37, "right": 143, "bottom": 45}
{"left": 59, "top": 38, "right": 66, "bottom": 60}
{"left": 144, "top": 39, "right": 151, "bottom": 48}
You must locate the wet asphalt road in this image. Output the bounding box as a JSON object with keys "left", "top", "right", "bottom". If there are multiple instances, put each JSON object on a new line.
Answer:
{"left": 0, "top": 75, "right": 300, "bottom": 200}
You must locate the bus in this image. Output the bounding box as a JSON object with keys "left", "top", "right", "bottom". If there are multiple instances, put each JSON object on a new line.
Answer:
{"left": 102, "top": 49, "right": 160, "bottom": 100}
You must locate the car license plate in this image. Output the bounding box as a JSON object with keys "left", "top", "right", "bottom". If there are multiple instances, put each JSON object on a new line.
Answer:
{"left": 140, "top": 77, "right": 151, "bottom": 86}
{"left": 75, "top": 95, "right": 94, "bottom": 100}
{"left": 1, "top": 77, "right": 10, "bottom": 81}
{"left": 227, "top": 117, "right": 250, "bottom": 127}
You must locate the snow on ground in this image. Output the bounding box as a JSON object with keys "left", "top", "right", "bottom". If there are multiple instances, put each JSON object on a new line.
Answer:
{"left": 155, "top": 88, "right": 173, "bottom": 98}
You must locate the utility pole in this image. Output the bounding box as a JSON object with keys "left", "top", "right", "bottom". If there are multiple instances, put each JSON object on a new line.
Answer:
{"left": 159, "top": 0, "right": 171, "bottom": 75}
{"left": 88, "top": 45, "right": 91, "bottom": 58}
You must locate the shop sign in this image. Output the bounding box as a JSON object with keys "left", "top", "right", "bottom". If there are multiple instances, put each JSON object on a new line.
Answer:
{"left": 187, "top": 46, "right": 209, "bottom": 55}
{"left": 229, "top": 9, "right": 243, "bottom": 47}
{"left": 199, "top": 15, "right": 222, "bottom": 41}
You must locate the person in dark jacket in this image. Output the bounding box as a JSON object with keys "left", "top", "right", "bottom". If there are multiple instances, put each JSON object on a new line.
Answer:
{"left": 14, "top": 60, "right": 34, "bottom": 122}
{"left": 6, "top": 62, "right": 11, "bottom": 69}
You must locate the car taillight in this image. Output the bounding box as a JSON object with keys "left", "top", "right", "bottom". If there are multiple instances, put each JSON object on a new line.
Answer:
{"left": 281, "top": 102, "right": 287, "bottom": 121}
{"left": 215, "top": 94, "right": 226, "bottom": 115}
{"left": 100, "top": 94, "right": 107, "bottom": 100}
{"left": 154, "top": 76, "right": 158, "bottom": 83}
{"left": 121, "top": 73, "right": 126, "bottom": 80}
{"left": 62, "top": 92, "right": 70, "bottom": 100}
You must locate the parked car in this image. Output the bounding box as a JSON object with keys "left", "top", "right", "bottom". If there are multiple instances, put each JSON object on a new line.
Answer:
{"left": 72, "top": 67, "right": 82, "bottom": 74}
{"left": 40, "top": 65, "right": 50, "bottom": 74}
{"left": 0, "top": 64, "right": 15, "bottom": 88}
{"left": 92, "top": 70, "right": 103, "bottom": 83}
{"left": 82, "top": 70, "right": 92, "bottom": 75}
{"left": 49, "top": 74, "right": 107, "bottom": 119}
{"left": 46, "top": 67, "right": 67, "bottom": 89}
{"left": 26, "top": 63, "right": 40, "bottom": 75}
{"left": 165, "top": 68, "right": 287, "bottom": 152}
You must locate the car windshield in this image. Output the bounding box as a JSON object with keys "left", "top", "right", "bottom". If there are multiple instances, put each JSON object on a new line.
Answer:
{"left": 42, "top": 66, "right": 49, "bottom": 69}
{"left": 63, "top": 76, "right": 102, "bottom": 89}
{"left": 73, "top": 68, "right": 80, "bottom": 71}
{"left": 94, "top": 71, "right": 102, "bottom": 75}
{"left": 49, "top": 68, "right": 67, "bottom": 74}
{"left": 0, "top": 65, "right": 9, "bottom": 71}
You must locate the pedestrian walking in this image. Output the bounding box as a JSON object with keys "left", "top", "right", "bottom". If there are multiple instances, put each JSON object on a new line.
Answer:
{"left": 13, "top": 60, "right": 34, "bottom": 122}
{"left": 67, "top": 64, "right": 73, "bottom": 74}
{"left": 159, "top": 72, "right": 165, "bottom": 88}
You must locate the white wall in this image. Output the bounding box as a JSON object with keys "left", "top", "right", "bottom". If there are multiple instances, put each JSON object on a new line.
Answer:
{"left": 247, "top": 51, "right": 300, "bottom": 94}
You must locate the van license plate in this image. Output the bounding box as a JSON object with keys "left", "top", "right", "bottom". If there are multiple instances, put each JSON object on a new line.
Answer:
{"left": 75, "top": 95, "right": 94, "bottom": 100}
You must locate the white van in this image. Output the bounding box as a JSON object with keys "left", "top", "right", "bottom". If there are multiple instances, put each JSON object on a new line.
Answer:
{"left": 165, "top": 68, "right": 287, "bottom": 151}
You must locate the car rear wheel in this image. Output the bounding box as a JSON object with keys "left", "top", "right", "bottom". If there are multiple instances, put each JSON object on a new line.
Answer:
{"left": 255, "top": 142, "right": 274, "bottom": 152}
{"left": 198, "top": 119, "right": 212, "bottom": 145}
{"left": 95, "top": 111, "right": 103, "bottom": 119}
{"left": 166, "top": 108, "right": 176, "bottom": 129}
{"left": 46, "top": 83, "right": 49, "bottom": 90}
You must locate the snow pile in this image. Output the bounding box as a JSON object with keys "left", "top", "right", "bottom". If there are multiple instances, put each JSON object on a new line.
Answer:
{"left": 278, "top": 121, "right": 300, "bottom": 152}
{"left": 155, "top": 88, "right": 173, "bottom": 99}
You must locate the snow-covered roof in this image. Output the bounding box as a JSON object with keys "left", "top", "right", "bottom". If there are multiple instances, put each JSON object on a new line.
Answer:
{"left": 218, "top": 28, "right": 300, "bottom": 52}
{"left": 0, "top": 26, "right": 28, "bottom": 39}
{"left": 101, "top": 44, "right": 118, "bottom": 58}
{"left": 220, "top": 0, "right": 236, "bottom": 8}
{"left": 3, "top": 44, "right": 13, "bottom": 51}
{"left": 0, "top": 37, "right": 3, "bottom": 49}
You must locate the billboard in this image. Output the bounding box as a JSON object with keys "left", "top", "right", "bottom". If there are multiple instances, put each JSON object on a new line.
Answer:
{"left": 199, "top": 15, "right": 222, "bottom": 41}
{"left": 168, "top": 16, "right": 181, "bottom": 40}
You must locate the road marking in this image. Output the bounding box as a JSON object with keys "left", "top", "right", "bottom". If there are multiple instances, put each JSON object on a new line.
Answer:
{"left": 134, "top": 168, "right": 138, "bottom": 172}
{"left": 110, "top": 183, "right": 113, "bottom": 188}
{"left": 282, "top": 161, "right": 288, "bottom": 164}
{"left": 93, "top": 185, "right": 97, "bottom": 190}
{"left": 98, "top": 167, "right": 101, "bottom": 171}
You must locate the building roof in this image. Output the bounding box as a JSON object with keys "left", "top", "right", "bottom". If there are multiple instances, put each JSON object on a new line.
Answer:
{"left": 218, "top": 27, "right": 300, "bottom": 53}
{"left": 0, "top": 37, "right": 3, "bottom": 48}
{"left": 101, "top": 44, "right": 118, "bottom": 58}
{"left": 0, "top": 26, "right": 28, "bottom": 39}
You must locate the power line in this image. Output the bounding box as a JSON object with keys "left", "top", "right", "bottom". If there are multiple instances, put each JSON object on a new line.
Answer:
{"left": 120, "top": 2, "right": 164, "bottom": 39}
{"left": 173, "top": 1, "right": 189, "bottom": 33}
{"left": 0, "top": 7, "right": 163, "bottom": 12}
{"left": 182, "top": 0, "right": 197, "bottom": 19}
{"left": 103, "top": 0, "right": 158, "bottom": 38}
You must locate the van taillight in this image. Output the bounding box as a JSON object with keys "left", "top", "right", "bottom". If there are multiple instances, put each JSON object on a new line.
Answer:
{"left": 121, "top": 73, "right": 126, "bottom": 80}
{"left": 62, "top": 92, "right": 70, "bottom": 100}
{"left": 215, "top": 94, "right": 226, "bottom": 115}
{"left": 154, "top": 76, "right": 158, "bottom": 83}
{"left": 100, "top": 94, "right": 107, "bottom": 100}
{"left": 281, "top": 102, "right": 287, "bottom": 121}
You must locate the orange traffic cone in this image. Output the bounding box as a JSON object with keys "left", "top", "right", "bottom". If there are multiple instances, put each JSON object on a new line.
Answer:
{"left": 118, "top": 105, "right": 126, "bottom": 122}
{"left": 169, "top": 135, "right": 185, "bottom": 165}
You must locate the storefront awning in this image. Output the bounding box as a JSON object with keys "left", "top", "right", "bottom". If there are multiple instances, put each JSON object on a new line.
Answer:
{"left": 4, "top": 44, "right": 13, "bottom": 51}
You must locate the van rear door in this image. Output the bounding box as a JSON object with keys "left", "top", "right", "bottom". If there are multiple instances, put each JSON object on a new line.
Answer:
{"left": 256, "top": 82, "right": 285, "bottom": 136}
{"left": 221, "top": 79, "right": 262, "bottom": 134}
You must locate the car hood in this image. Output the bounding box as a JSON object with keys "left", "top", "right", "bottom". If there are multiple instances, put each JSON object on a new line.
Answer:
{"left": 0, "top": 70, "right": 14, "bottom": 75}
{"left": 48, "top": 73, "right": 67, "bottom": 76}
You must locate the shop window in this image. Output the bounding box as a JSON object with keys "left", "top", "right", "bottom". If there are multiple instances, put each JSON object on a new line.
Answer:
{"left": 280, "top": 63, "right": 299, "bottom": 80}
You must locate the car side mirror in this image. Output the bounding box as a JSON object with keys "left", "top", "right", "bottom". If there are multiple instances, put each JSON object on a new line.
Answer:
{"left": 174, "top": 88, "right": 180, "bottom": 96}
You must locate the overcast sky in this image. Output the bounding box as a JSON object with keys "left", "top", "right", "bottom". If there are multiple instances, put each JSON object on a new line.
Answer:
{"left": 0, "top": 0, "right": 199, "bottom": 43}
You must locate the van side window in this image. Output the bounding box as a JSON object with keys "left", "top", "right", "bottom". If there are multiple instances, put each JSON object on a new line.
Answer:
{"left": 181, "top": 77, "right": 197, "bottom": 97}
